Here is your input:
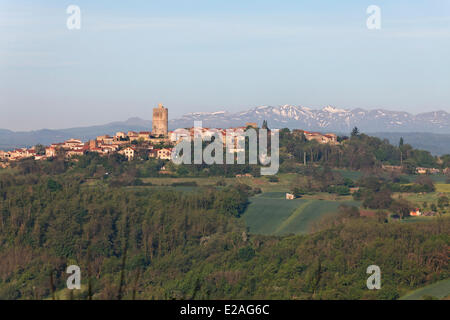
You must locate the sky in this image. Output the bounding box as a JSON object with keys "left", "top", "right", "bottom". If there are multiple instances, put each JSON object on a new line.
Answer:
{"left": 1, "top": 0, "right": 449, "bottom": 131}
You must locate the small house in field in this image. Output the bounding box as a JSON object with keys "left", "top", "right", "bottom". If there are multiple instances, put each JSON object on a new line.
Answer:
{"left": 416, "top": 167, "right": 427, "bottom": 175}
{"left": 349, "top": 187, "right": 360, "bottom": 194}
{"left": 382, "top": 164, "right": 403, "bottom": 172}
{"left": 236, "top": 173, "right": 253, "bottom": 178}
{"left": 286, "top": 193, "right": 295, "bottom": 200}
{"left": 415, "top": 167, "right": 440, "bottom": 175}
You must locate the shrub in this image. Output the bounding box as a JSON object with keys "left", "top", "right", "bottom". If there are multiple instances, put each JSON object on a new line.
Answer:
{"left": 238, "top": 247, "right": 255, "bottom": 261}
{"left": 327, "top": 185, "right": 350, "bottom": 196}
{"left": 171, "top": 181, "right": 198, "bottom": 187}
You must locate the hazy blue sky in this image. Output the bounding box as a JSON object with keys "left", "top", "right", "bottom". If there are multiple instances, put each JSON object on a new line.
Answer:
{"left": 1, "top": 0, "right": 449, "bottom": 130}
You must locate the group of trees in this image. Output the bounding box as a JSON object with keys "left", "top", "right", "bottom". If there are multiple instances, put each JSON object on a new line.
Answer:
{"left": 289, "top": 166, "right": 354, "bottom": 197}
{"left": 8, "top": 142, "right": 443, "bottom": 218}
{"left": 279, "top": 127, "right": 443, "bottom": 173}
{"left": 285, "top": 165, "right": 447, "bottom": 218}
{"left": 353, "top": 175, "right": 443, "bottom": 217}
{"left": 0, "top": 168, "right": 448, "bottom": 299}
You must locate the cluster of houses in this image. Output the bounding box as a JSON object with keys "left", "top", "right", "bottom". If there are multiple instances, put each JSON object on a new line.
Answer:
{"left": 0, "top": 131, "right": 175, "bottom": 164}
{"left": 381, "top": 164, "right": 449, "bottom": 175}
{"left": 0, "top": 101, "right": 344, "bottom": 167}
{"left": 168, "top": 123, "right": 261, "bottom": 153}
{"left": 167, "top": 124, "right": 339, "bottom": 152}
{"left": 409, "top": 208, "right": 438, "bottom": 217}
{"left": 0, "top": 147, "right": 38, "bottom": 162}
{"left": 292, "top": 130, "right": 339, "bottom": 145}
{"left": 1, "top": 117, "right": 449, "bottom": 177}
{"left": 0, "top": 123, "right": 265, "bottom": 164}
{"left": 415, "top": 167, "right": 442, "bottom": 175}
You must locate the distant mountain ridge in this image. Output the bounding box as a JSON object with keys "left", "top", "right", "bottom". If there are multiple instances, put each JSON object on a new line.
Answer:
{"left": 1, "top": 105, "right": 449, "bottom": 155}
{"left": 169, "top": 105, "right": 450, "bottom": 134}
{"left": 0, "top": 118, "right": 152, "bottom": 151}
{"left": 370, "top": 132, "right": 450, "bottom": 156}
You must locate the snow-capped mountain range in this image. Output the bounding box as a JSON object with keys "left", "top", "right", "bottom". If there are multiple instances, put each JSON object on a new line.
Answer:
{"left": 169, "top": 105, "right": 450, "bottom": 134}
{"left": 1, "top": 105, "right": 449, "bottom": 154}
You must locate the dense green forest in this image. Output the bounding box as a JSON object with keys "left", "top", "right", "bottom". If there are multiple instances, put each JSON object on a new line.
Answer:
{"left": 0, "top": 166, "right": 448, "bottom": 300}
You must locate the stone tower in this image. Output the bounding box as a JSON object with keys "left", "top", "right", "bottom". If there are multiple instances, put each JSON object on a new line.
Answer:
{"left": 152, "top": 103, "right": 168, "bottom": 137}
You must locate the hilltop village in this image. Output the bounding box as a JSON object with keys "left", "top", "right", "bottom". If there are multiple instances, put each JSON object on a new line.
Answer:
{"left": 0, "top": 104, "right": 341, "bottom": 165}
{"left": 1, "top": 104, "right": 449, "bottom": 176}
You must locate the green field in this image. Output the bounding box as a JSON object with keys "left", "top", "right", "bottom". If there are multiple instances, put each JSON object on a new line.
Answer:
{"left": 398, "top": 192, "right": 440, "bottom": 205}
{"left": 0, "top": 166, "right": 15, "bottom": 175}
{"left": 396, "top": 186, "right": 450, "bottom": 215}
{"left": 405, "top": 174, "right": 449, "bottom": 183}
{"left": 140, "top": 174, "right": 298, "bottom": 192}
{"left": 399, "top": 216, "right": 436, "bottom": 224}
{"left": 333, "top": 169, "right": 449, "bottom": 184}
{"left": 333, "top": 169, "right": 363, "bottom": 181}
{"left": 242, "top": 192, "right": 360, "bottom": 235}
{"left": 400, "top": 278, "right": 450, "bottom": 300}
{"left": 436, "top": 183, "right": 450, "bottom": 193}
{"left": 141, "top": 176, "right": 229, "bottom": 186}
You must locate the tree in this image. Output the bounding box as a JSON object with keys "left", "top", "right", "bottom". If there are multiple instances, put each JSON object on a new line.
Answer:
{"left": 390, "top": 199, "right": 414, "bottom": 219}
{"left": 351, "top": 127, "right": 359, "bottom": 137}
{"left": 338, "top": 205, "right": 360, "bottom": 218}
{"left": 176, "top": 165, "right": 189, "bottom": 177}
{"left": 34, "top": 144, "right": 46, "bottom": 155}
{"left": 262, "top": 120, "right": 268, "bottom": 129}
{"left": 292, "top": 187, "right": 306, "bottom": 198}
{"left": 437, "top": 196, "right": 449, "bottom": 211}
{"left": 363, "top": 190, "right": 393, "bottom": 209}
{"left": 47, "top": 178, "right": 62, "bottom": 192}
{"left": 399, "top": 137, "right": 404, "bottom": 165}
{"left": 415, "top": 176, "right": 435, "bottom": 192}
{"left": 375, "top": 210, "right": 388, "bottom": 223}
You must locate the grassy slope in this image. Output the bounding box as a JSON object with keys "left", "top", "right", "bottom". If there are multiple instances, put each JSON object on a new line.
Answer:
{"left": 242, "top": 192, "right": 304, "bottom": 234}
{"left": 333, "top": 168, "right": 448, "bottom": 184}
{"left": 436, "top": 183, "right": 450, "bottom": 193}
{"left": 395, "top": 183, "right": 450, "bottom": 215}
{"left": 243, "top": 192, "right": 360, "bottom": 235}
{"left": 333, "top": 169, "right": 363, "bottom": 181}
{"left": 400, "top": 278, "right": 450, "bottom": 300}
{"left": 405, "top": 175, "right": 448, "bottom": 183}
